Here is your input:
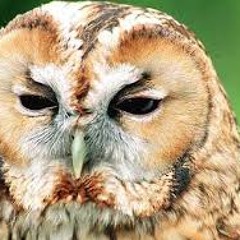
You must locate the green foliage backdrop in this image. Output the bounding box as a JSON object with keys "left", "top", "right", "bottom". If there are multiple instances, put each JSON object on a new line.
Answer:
{"left": 1, "top": 0, "right": 239, "bottom": 119}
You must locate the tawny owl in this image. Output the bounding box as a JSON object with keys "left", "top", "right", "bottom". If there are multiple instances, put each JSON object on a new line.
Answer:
{"left": 0, "top": 1, "right": 239, "bottom": 239}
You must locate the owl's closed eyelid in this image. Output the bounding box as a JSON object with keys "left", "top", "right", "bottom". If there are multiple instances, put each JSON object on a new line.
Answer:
{"left": 12, "top": 83, "right": 59, "bottom": 117}
{"left": 117, "top": 88, "right": 168, "bottom": 101}
{"left": 12, "top": 84, "right": 43, "bottom": 97}
{"left": 12, "top": 80, "right": 57, "bottom": 101}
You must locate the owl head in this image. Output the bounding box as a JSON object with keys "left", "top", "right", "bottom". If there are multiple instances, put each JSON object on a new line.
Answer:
{"left": 0, "top": 1, "right": 239, "bottom": 225}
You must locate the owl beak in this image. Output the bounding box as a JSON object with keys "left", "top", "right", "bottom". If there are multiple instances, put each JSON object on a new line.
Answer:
{"left": 71, "top": 130, "right": 87, "bottom": 179}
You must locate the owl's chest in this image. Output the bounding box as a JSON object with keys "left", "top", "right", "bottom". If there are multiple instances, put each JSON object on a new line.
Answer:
{"left": 0, "top": 202, "right": 188, "bottom": 240}
{"left": 2, "top": 204, "right": 220, "bottom": 240}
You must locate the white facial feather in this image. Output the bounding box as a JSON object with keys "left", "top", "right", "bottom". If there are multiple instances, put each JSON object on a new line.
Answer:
{"left": 5, "top": 161, "right": 62, "bottom": 211}
{"left": 30, "top": 64, "right": 73, "bottom": 112}
{"left": 85, "top": 63, "right": 143, "bottom": 111}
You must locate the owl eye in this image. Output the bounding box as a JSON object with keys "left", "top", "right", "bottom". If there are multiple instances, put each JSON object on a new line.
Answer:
{"left": 114, "top": 97, "right": 161, "bottom": 115}
{"left": 19, "top": 95, "right": 58, "bottom": 111}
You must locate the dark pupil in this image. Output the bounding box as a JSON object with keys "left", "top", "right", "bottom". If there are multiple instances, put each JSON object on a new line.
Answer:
{"left": 116, "top": 97, "right": 160, "bottom": 115}
{"left": 20, "top": 95, "right": 57, "bottom": 111}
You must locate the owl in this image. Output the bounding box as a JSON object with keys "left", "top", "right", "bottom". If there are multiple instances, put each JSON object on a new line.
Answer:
{"left": 0, "top": 1, "right": 239, "bottom": 239}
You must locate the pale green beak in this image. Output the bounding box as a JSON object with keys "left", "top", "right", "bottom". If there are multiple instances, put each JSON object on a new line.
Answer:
{"left": 71, "top": 130, "right": 87, "bottom": 178}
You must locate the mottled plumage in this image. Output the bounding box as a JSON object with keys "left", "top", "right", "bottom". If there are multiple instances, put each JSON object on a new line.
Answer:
{"left": 0, "top": 1, "right": 239, "bottom": 239}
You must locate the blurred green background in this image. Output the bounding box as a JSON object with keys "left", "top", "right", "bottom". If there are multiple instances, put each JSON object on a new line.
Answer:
{"left": 0, "top": 0, "right": 239, "bottom": 119}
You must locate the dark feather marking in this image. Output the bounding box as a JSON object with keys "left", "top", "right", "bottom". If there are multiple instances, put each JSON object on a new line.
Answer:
{"left": 173, "top": 164, "right": 191, "bottom": 196}
{"left": 105, "top": 226, "right": 117, "bottom": 240}
{"left": 0, "top": 158, "right": 10, "bottom": 204}
{"left": 79, "top": 5, "right": 130, "bottom": 59}
{"left": 170, "top": 152, "right": 193, "bottom": 200}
